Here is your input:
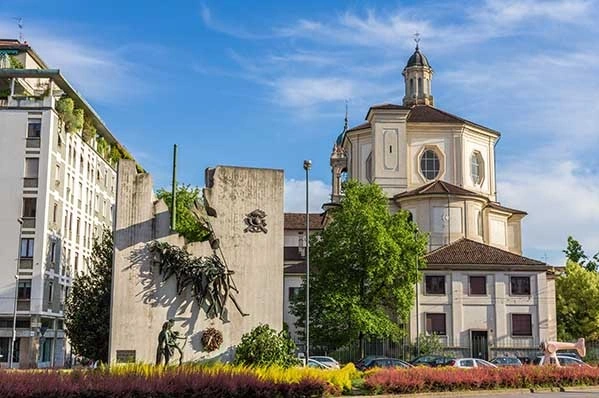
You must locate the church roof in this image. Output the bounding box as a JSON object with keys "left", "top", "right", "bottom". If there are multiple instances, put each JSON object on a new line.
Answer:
{"left": 361, "top": 104, "right": 500, "bottom": 136}
{"left": 486, "top": 202, "right": 527, "bottom": 216}
{"left": 394, "top": 180, "right": 486, "bottom": 200}
{"left": 345, "top": 121, "right": 371, "bottom": 133}
{"left": 284, "top": 213, "right": 324, "bottom": 230}
{"left": 406, "top": 46, "right": 431, "bottom": 68}
{"left": 425, "top": 238, "right": 546, "bottom": 266}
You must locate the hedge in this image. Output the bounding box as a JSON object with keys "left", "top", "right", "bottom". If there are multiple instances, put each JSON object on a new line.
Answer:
{"left": 364, "top": 365, "right": 599, "bottom": 394}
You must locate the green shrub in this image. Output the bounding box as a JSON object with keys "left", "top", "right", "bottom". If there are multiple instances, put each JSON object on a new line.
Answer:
{"left": 234, "top": 324, "right": 300, "bottom": 368}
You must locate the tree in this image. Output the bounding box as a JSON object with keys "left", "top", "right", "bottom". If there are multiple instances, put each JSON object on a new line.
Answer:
{"left": 563, "top": 236, "right": 598, "bottom": 272}
{"left": 65, "top": 229, "right": 113, "bottom": 362}
{"left": 234, "top": 324, "right": 300, "bottom": 368}
{"left": 556, "top": 260, "right": 599, "bottom": 342}
{"left": 290, "top": 180, "right": 428, "bottom": 357}
{"left": 156, "top": 184, "right": 210, "bottom": 243}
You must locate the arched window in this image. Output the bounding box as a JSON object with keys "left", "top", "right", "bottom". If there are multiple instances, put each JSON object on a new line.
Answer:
{"left": 410, "top": 78, "right": 414, "bottom": 96}
{"left": 420, "top": 149, "right": 440, "bottom": 180}
{"left": 418, "top": 78, "right": 423, "bottom": 97}
{"left": 471, "top": 152, "right": 484, "bottom": 185}
{"left": 365, "top": 152, "right": 373, "bottom": 182}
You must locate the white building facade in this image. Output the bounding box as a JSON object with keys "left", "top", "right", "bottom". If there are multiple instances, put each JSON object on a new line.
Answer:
{"left": 0, "top": 40, "right": 133, "bottom": 367}
{"left": 329, "top": 44, "right": 556, "bottom": 359}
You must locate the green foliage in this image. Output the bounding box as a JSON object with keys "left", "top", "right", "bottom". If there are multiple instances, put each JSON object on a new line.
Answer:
{"left": 416, "top": 333, "right": 444, "bottom": 356}
{"left": 109, "top": 145, "right": 121, "bottom": 165}
{"left": 65, "top": 229, "right": 113, "bottom": 362}
{"left": 56, "top": 96, "right": 84, "bottom": 133}
{"left": 156, "top": 184, "right": 211, "bottom": 243}
{"left": 0, "top": 88, "right": 9, "bottom": 98}
{"left": 556, "top": 260, "right": 599, "bottom": 341}
{"left": 9, "top": 55, "right": 24, "bottom": 69}
{"left": 82, "top": 113, "right": 97, "bottom": 143}
{"left": 96, "top": 136, "right": 109, "bottom": 157}
{"left": 290, "top": 180, "right": 428, "bottom": 351}
{"left": 234, "top": 324, "right": 300, "bottom": 368}
{"left": 564, "top": 236, "right": 598, "bottom": 272}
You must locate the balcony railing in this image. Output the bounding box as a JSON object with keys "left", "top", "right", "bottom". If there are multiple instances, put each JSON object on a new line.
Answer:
{"left": 26, "top": 137, "right": 41, "bottom": 148}
{"left": 17, "top": 299, "right": 31, "bottom": 311}
{"left": 21, "top": 217, "right": 36, "bottom": 228}
{"left": 19, "top": 258, "right": 33, "bottom": 270}
{"left": 23, "top": 177, "right": 39, "bottom": 188}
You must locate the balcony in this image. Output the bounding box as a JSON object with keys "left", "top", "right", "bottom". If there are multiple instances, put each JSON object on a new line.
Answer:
{"left": 21, "top": 217, "right": 36, "bottom": 229}
{"left": 5, "top": 95, "right": 54, "bottom": 109}
{"left": 19, "top": 258, "right": 33, "bottom": 270}
{"left": 23, "top": 177, "right": 38, "bottom": 188}
{"left": 26, "top": 137, "right": 40, "bottom": 148}
{"left": 17, "top": 299, "right": 31, "bottom": 311}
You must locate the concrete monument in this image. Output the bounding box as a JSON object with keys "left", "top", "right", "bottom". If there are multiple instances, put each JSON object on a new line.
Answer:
{"left": 108, "top": 161, "right": 284, "bottom": 364}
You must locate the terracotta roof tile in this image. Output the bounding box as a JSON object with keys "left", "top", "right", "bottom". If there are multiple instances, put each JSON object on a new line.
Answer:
{"left": 284, "top": 213, "right": 324, "bottom": 230}
{"left": 407, "top": 105, "right": 500, "bottom": 135}
{"left": 394, "top": 180, "right": 486, "bottom": 199}
{"left": 425, "top": 238, "right": 545, "bottom": 266}
{"left": 346, "top": 122, "right": 371, "bottom": 133}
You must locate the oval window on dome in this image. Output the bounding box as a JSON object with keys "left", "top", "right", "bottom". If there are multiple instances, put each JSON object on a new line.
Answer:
{"left": 420, "top": 149, "right": 440, "bottom": 180}
{"left": 471, "top": 152, "right": 484, "bottom": 185}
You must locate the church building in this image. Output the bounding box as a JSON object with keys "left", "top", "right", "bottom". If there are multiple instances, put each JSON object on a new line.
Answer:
{"left": 329, "top": 43, "right": 557, "bottom": 359}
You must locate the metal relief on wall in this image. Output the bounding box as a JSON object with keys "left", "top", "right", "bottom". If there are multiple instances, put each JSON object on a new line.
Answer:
{"left": 244, "top": 209, "right": 268, "bottom": 233}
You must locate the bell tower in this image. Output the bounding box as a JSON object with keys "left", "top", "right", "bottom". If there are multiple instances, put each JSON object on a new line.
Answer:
{"left": 402, "top": 36, "right": 434, "bottom": 107}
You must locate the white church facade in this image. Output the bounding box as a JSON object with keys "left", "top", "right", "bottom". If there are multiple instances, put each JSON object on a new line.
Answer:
{"left": 328, "top": 44, "right": 557, "bottom": 359}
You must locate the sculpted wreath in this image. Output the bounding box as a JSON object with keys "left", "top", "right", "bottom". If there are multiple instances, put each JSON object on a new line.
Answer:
{"left": 201, "top": 327, "right": 223, "bottom": 352}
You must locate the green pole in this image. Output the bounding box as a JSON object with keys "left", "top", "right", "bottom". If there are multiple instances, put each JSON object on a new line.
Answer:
{"left": 171, "top": 144, "right": 177, "bottom": 231}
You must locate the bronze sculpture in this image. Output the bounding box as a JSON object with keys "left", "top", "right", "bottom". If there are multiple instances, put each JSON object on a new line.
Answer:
{"left": 155, "top": 319, "right": 186, "bottom": 366}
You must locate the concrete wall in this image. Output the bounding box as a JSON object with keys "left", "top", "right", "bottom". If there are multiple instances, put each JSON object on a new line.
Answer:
{"left": 109, "top": 161, "right": 284, "bottom": 364}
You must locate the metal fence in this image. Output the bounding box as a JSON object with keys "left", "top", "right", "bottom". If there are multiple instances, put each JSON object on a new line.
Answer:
{"left": 310, "top": 338, "right": 599, "bottom": 365}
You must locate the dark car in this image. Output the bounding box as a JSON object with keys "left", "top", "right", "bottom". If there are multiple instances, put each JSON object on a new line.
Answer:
{"left": 490, "top": 356, "right": 523, "bottom": 367}
{"left": 355, "top": 356, "right": 413, "bottom": 371}
{"left": 410, "top": 355, "right": 455, "bottom": 367}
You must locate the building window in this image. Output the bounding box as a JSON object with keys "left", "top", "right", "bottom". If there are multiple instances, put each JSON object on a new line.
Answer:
{"left": 24, "top": 158, "right": 40, "bottom": 187}
{"left": 420, "top": 149, "right": 440, "bottom": 180}
{"left": 426, "top": 313, "right": 446, "bottom": 335}
{"left": 47, "top": 281, "right": 54, "bottom": 303}
{"left": 52, "top": 203, "right": 59, "bottom": 223}
{"left": 17, "top": 280, "right": 31, "bottom": 300}
{"left": 50, "top": 241, "right": 57, "bottom": 263}
{"left": 20, "top": 238, "right": 34, "bottom": 258}
{"left": 469, "top": 276, "right": 486, "bottom": 295}
{"left": 511, "top": 314, "right": 532, "bottom": 336}
{"left": 365, "top": 152, "right": 373, "bottom": 182}
{"left": 471, "top": 151, "right": 484, "bottom": 185}
{"left": 22, "top": 198, "right": 37, "bottom": 218}
{"left": 510, "top": 276, "right": 531, "bottom": 296}
{"left": 425, "top": 275, "right": 445, "bottom": 295}
{"left": 27, "top": 118, "right": 42, "bottom": 138}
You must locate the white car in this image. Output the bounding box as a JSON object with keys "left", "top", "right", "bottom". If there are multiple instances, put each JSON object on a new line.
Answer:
{"left": 535, "top": 356, "right": 591, "bottom": 367}
{"left": 450, "top": 358, "right": 498, "bottom": 368}
{"left": 309, "top": 356, "right": 340, "bottom": 369}
{"left": 307, "top": 358, "right": 332, "bottom": 369}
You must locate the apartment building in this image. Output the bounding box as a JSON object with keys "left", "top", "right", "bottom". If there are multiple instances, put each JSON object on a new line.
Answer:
{"left": 0, "top": 39, "right": 134, "bottom": 368}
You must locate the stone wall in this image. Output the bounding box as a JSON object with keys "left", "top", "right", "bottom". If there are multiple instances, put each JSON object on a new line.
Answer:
{"left": 108, "top": 160, "right": 284, "bottom": 364}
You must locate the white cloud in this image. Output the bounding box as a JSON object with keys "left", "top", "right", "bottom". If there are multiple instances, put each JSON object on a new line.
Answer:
{"left": 276, "top": 77, "right": 354, "bottom": 107}
{"left": 498, "top": 155, "right": 599, "bottom": 265}
{"left": 285, "top": 179, "right": 331, "bottom": 213}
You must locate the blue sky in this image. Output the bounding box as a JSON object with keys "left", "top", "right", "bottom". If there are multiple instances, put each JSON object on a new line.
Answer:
{"left": 2, "top": 0, "right": 599, "bottom": 265}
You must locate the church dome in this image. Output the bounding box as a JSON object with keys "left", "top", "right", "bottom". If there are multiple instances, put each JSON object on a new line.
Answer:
{"left": 406, "top": 45, "right": 430, "bottom": 68}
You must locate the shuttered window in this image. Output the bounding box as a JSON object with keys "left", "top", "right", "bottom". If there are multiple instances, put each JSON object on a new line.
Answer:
{"left": 426, "top": 313, "right": 446, "bottom": 335}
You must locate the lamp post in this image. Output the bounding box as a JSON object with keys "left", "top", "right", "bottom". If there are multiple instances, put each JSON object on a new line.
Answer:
{"left": 303, "top": 159, "right": 311, "bottom": 363}
{"left": 9, "top": 218, "right": 24, "bottom": 368}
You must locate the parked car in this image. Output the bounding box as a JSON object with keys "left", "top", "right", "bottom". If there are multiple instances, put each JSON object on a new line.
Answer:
{"left": 307, "top": 358, "right": 332, "bottom": 369}
{"left": 534, "top": 356, "right": 591, "bottom": 367}
{"left": 490, "top": 356, "right": 523, "bottom": 367}
{"left": 309, "top": 356, "right": 340, "bottom": 369}
{"left": 355, "top": 357, "right": 413, "bottom": 371}
{"left": 410, "top": 355, "right": 455, "bottom": 367}
{"left": 448, "top": 358, "right": 497, "bottom": 368}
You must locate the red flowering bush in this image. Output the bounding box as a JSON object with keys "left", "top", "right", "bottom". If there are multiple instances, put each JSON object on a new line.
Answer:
{"left": 0, "top": 368, "right": 326, "bottom": 398}
{"left": 365, "top": 365, "right": 599, "bottom": 394}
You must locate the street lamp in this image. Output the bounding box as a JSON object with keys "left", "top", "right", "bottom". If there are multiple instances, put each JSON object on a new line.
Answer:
{"left": 9, "top": 217, "right": 24, "bottom": 368}
{"left": 303, "top": 159, "right": 311, "bottom": 363}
